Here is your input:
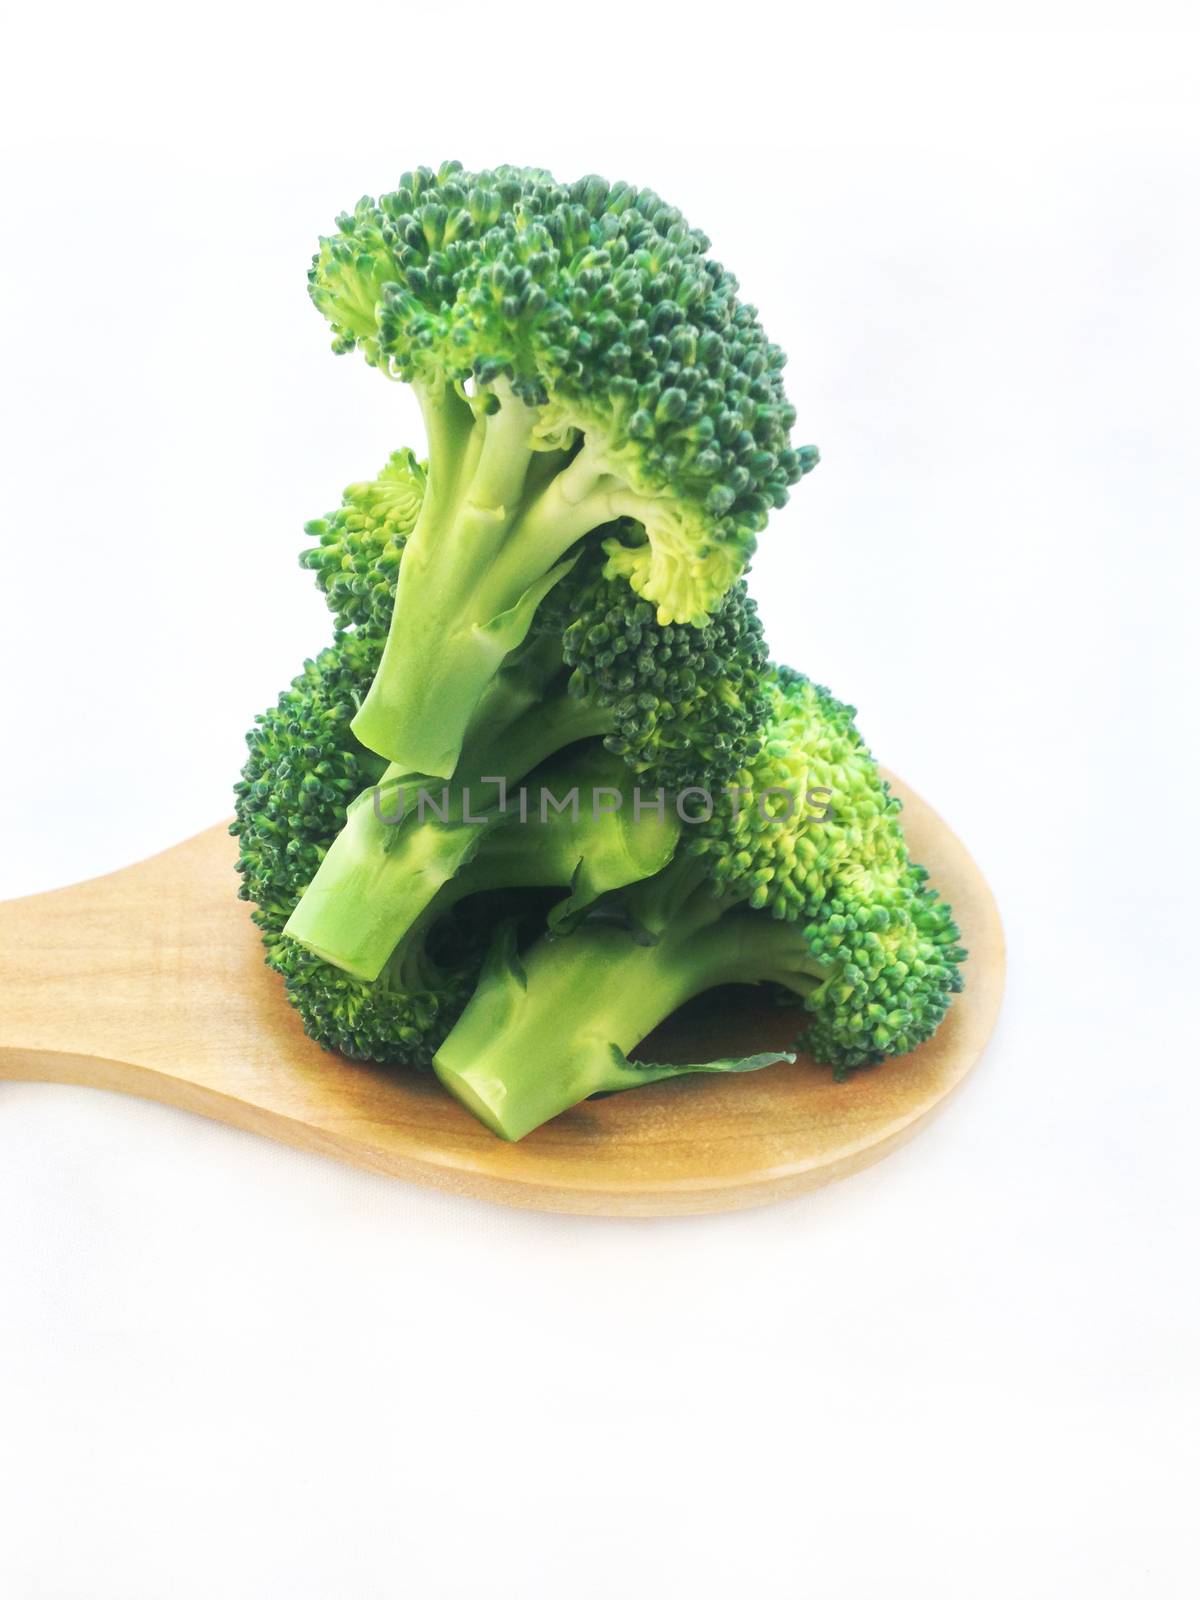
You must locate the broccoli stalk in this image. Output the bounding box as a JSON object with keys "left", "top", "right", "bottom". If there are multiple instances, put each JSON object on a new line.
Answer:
{"left": 284, "top": 744, "right": 681, "bottom": 981}
{"left": 351, "top": 380, "right": 588, "bottom": 775}
{"left": 309, "top": 162, "right": 817, "bottom": 776}
{"left": 433, "top": 878, "right": 801, "bottom": 1142}
{"left": 433, "top": 670, "right": 968, "bottom": 1140}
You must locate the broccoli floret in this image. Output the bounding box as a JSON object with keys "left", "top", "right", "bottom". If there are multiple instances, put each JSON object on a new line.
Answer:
{"left": 300, "top": 449, "right": 426, "bottom": 634}
{"left": 309, "top": 161, "right": 818, "bottom": 776}
{"left": 551, "top": 552, "right": 771, "bottom": 789}
{"left": 230, "top": 632, "right": 481, "bottom": 1065}
{"left": 432, "top": 669, "right": 968, "bottom": 1139}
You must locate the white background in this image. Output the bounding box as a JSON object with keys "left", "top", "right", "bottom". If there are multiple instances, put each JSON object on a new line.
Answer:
{"left": 2, "top": 4, "right": 1198, "bottom": 1596}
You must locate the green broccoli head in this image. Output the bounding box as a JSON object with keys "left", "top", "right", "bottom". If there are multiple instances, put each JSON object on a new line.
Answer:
{"left": 691, "top": 666, "right": 967, "bottom": 1071}
{"left": 305, "top": 162, "right": 825, "bottom": 780}
{"left": 691, "top": 666, "right": 905, "bottom": 916}
{"left": 300, "top": 449, "right": 426, "bottom": 634}
{"left": 230, "top": 631, "right": 478, "bottom": 1066}
{"left": 309, "top": 161, "right": 817, "bottom": 651}
{"left": 259, "top": 924, "right": 478, "bottom": 1066}
{"left": 231, "top": 630, "right": 385, "bottom": 917}
{"left": 799, "top": 859, "right": 966, "bottom": 1074}
{"left": 554, "top": 542, "right": 771, "bottom": 793}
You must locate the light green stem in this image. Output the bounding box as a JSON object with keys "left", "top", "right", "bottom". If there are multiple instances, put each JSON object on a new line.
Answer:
{"left": 349, "top": 384, "right": 627, "bottom": 777}
{"left": 434, "top": 903, "right": 828, "bottom": 1140}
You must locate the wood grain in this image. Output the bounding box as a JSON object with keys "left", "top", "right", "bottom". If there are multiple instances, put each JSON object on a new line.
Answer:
{"left": 0, "top": 776, "right": 1003, "bottom": 1215}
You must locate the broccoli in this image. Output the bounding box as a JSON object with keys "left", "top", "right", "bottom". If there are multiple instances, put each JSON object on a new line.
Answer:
{"left": 284, "top": 449, "right": 772, "bottom": 980}
{"left": 432, "top": 669, "right": 968, "bottom": 1140}
{"left": 300, "top": 448, "right": 426, "bottom": 635}
{"left": 309, "top": 161, "right": 818, "bottom": 777}
{"left": 230, "top": 166, "right": 967, "bottom": 1141}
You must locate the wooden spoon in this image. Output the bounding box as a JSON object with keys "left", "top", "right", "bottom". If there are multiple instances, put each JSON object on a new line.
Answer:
{"left": 0, "top": 774, "right": 1003, "bottom": 1216}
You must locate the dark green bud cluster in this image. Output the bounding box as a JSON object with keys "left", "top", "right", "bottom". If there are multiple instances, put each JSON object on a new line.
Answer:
{"left": 690, "top": 666, "right": 903, "bottom": 918}
{"left": 556, "top": 551, "right": 771, "bottom": 792}
{"left": 801, "top": 865, "right": 966, "bottom": 1075}
{"left": 231, "top": 632, "right": 475, "bottom": 1066}
{"left": 300, "top": 449, "right": 426, "bottom": 634}
{"left": 231, "top": 631, "right": 385, "bottom": 917}
{"left": 309, "top": 161, "right": 817, "bottom": 593}
{"left": 683, "top": 664, "right": 967, "bottom": 1072}
{"left": 266, "top": 929, "right": 476, "bottom": 1067}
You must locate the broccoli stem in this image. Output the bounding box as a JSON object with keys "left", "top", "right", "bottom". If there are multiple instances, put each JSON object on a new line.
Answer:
{"left": 282, "top": 798, "right": 484, "bottom": 980}
{"left": 349, "top": 380, "right": 620, "bottom": 777}
{"left": 452, "top": 685, "right": 613, "bottom": 806}
{"left": 282, "top": 668, "right": 615, "bottom": 979}
{"left": 434, "top": 895, "right": 824, "bottom": 1141}
{"left": 283, "top": 778, "right": 679, "bottom": 984}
